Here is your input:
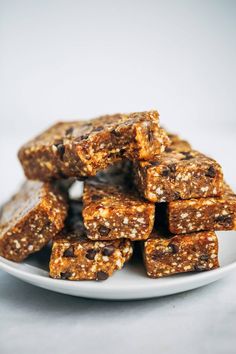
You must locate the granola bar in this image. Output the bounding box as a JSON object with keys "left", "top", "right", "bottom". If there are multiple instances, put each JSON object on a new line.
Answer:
{"left": 168, "top": 182, "right": 236, "bottom": 234}
{"left": 49, "top": 200, "right": 133, "bottom": 280}
{"left": 134, "top": 138, "right": 223, "bottom": 202}
{"left": 82, "top": 162, "right": 155, "bottom": 241}
{"left": 144, "top": 229, "right": 219, "bottom": 278}
{"left": 18, "top": 111, "right": 170, "bottom": 181}
{"left": 0, "top": 181, "right": 68, "bottom": 262}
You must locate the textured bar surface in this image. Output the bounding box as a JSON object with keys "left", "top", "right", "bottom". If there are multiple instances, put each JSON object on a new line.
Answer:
{"left": 0, "top": 181, "right": 68, "bottom": 261}
{"left": 165, "top": 133, "right": 192, "bottom": 152}
{"left": 49, "top": 201, "right": 133, "bottom": 280}
{"left": 144, "top": 230, "right": 219, "bottom": 278}
{"left": 134, "top": 137, "right": 223, "bottom": 202}
{"left": 82, "top": 162, "right": 155, "bottom": 240}
{"left": 168, "top": 182, "right": 236, "bottom": 234}
{"left": 18, "top": 111, "right": 170, "bottom": 181}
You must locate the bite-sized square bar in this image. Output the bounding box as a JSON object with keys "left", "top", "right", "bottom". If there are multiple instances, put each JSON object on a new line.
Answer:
{"left": 134, "top": 137, "right": 223, "bottom": 202}
{"left": 49, "top": 200, "right": 133, "bottom": 280}
{"left": 168, "top": 182, "right": 236, "bottom": 234}
{"left": 82, "top": 162, "right": 155, "bottom": 241}
{"left": 18, "top": 111, "right": 170, "bottom": 181}
{"left": 144, "top": 230, "right": 219, "bottom": 278}
{"left": 0, "top": 181, "right": 68, "bottom": 262}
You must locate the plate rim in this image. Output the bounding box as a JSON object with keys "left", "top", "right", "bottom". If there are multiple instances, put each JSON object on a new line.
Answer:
{"left": 1, "top": 231, "right": 236, "bottom": 299}
{"left": 0, "top": 255, "right": 236, "bottom": 293}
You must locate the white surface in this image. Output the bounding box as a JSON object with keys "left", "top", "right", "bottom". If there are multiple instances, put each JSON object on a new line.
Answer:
{"left": 0, "top": 0, "right": 236, "bottom": 353}
{"left": 0, "top": 231, "right": 236, "bottom": 300}
{"left": 0, "top": 0, "right": 236, "bottom": 136}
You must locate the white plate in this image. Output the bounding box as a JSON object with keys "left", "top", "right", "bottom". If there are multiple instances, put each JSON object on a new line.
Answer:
{"left": 0, "top": 231, "right": 236, "bottom": 300}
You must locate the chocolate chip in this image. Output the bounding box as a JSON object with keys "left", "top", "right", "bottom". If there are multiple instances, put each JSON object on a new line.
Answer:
{"left": 180, "top": 151, "right": 191, "bottom": 155}
{"left": 119, "top": 239, "right": 126, "bottom": 248}
{"left": 93, "top": 126, "right": 103, "bottom": 132}
{"left": 85, "top": 249, "right": 97, "bottom": 260}
{"left": 151, "top": 250, "right": 162, "bottom": 260}
{"left": 161, "top": 164, "right": 176, "bottom": 176}
{"left": 168, "top": 243, "right": 179, "bottom": 254}
{"left": 80, "top": 134, "right": 89, "bottom": 140}
{"left": 60, "top": 271, "right": 72, "bottom": 279}
{"left": 150, "top": 161, "right": 160, "bottom": 166}
{"left": 173, "top": 191, "right": 181, "bottom": 200}
{"left": 63, "top": 246, "right": 74, "bottom": 257}
{"left": 168, "top": 164, "right": 176, "bottom": 173}
{"left": 76, "top": 134, "right": 89, "bottom": 142}
{"left": 147, "top": 129, "right": 154, "bottom": 142}
{"left": 194, "top": 264, "right": 207, "bottom": 272}
{"left": 111, "top": 129, "right": 122, "bottom": 137}
{"left": 165, "top": 147, "right": 173, "bottom": 153}
{"left": 102, "top": 245, "right": 115, "bottom": 257}
{"left": 161, "top": 168, "right": 170, "bottom": 177}
{"left": 98, "top": 225, "right": 111, "bottom": 236}
{"left": 181, "top": 151, "right": 193, "bottom": 160}
{"left": 215, "top": 214, "right": 232, "bottom": 225}
{"left": 199, "top": 254, "right": 209, "bottom": 261}
{"left": 65, "top": 127, "right": 74, "bottom": 136}
{"left": 96, "top": 271, "right": 109, "bottom": 281}
{"left": 55, "top": 143, "right": 65, "bottom": 159}
{"left": 206, "top": 166, "right": 216, "bottom": 178}
{"left": 91, "top": 194, "right": 103, "bottom": 201}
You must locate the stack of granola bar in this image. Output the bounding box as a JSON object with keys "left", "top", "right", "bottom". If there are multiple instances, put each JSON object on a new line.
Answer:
{"left": 0, "top": 111, "right": 235, "bottom": 280}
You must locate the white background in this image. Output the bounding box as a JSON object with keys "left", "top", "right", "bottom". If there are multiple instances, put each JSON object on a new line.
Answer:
{"left": 0, "top": 1, "right": 236, "bottom": 353}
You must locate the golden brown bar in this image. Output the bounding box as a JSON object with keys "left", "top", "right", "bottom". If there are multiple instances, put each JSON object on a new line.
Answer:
{"left": 18, "top": 111, "right": 170, "bottom": 181}
{"left": 0, "top": 181, "right": 68, "bottom": 262}
{"left": 49, "top": 200, "right": 133, "bottom": 280}
{"left": 134, "top": 137, "right": 223, "bottom": 202}
{"left": 144, "top": 230, "right": 219, "bottom": 278}
{"left": 82, "top": 163, "right": 155, "bottom": 241}
{"left": 168, "top": 182, "right": 236, "bottom": 234}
